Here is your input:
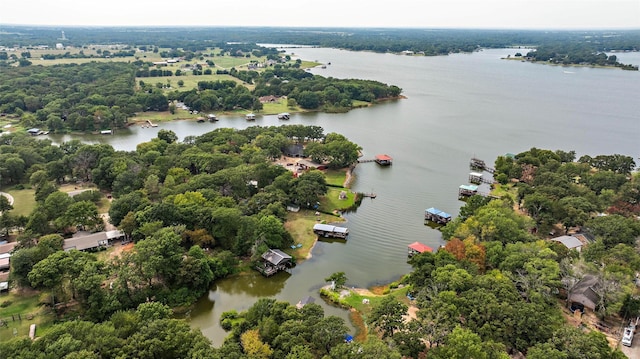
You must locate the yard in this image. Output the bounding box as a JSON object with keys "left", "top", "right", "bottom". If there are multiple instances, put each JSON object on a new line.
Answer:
{"left": 284, "top": 210, "right": 343, "bottom": 261}
{"left": 0, "top": 290, "right": 55, "bottom": 342}
{"left": 5, "top": 188, "right": 36, "bottom": 217}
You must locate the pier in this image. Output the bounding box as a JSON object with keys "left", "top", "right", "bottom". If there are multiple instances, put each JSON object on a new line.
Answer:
{"left": 358, "top": 154, "right": 393, "bottom": 166}
{"left": 146, "top": 120, "right": 158, "bottom": 127}
{"left": 470, "top": 157, "right": 494, "bottom": 173}
{"left": 469, "top": 172, "right": 494, "bottom": 185}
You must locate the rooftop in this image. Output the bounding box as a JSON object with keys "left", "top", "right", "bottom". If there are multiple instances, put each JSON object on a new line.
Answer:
{"left": 261, "top": 249, "right": 292, "bottom": 266}
{"left": 408, "top": 241, "right": 433, "bottom": 253}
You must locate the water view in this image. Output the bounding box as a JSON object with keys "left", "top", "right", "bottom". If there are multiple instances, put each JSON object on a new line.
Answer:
{"left": 49, "top": 48, "right": 640, "bottom": 345}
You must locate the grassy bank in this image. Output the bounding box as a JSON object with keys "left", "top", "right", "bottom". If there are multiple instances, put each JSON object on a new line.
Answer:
{"left": 284, "top": 210, "right": 343, "bottom": 260}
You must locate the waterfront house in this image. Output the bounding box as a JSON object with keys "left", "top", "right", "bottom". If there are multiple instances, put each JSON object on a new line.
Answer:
{"left": 313, "top": 223, "right": 349, "bottom": 239}
{"left": 256, "top": 249, "right": 293, "bottom": 277}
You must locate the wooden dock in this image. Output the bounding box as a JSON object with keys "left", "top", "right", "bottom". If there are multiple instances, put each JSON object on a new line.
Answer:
{"left": 362, "top": 192, "right": 377, "bottom": 198}
{"left": 470, "top": 157, "right": 494, "bottom": 173}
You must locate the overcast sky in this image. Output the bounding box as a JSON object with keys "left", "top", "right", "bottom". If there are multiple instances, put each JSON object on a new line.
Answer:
{"left": 2, "top": 0, "right": 639, "bottom": 29}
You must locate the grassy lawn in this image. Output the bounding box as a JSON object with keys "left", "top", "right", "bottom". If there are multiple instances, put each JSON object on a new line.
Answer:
{"left": 5, "top": 188, "right": 36, "bottom": 217}
{"left": 320, "top": 187, "right": 356, "bottom": 213}
{"left": 261, "top": 101, "right": 302, "bottom": 115}
{"left": 324, "top": 169, "right": 348, "bottom": 187}
{"left": 491, "top": 183, "right": 517, "bottom": 201}
{"left": 0, "top": 291, "right": 56, "bottom": 342}
{"left": 284, "top": 210, "right": 343, "bottom": 260}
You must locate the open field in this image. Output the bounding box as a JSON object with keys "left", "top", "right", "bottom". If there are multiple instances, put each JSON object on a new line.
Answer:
{"left": 137, "top": 73, "right": 245, "bottom": 92}
{"left": 6, "top": 188, "right": 36, "bottom": 217}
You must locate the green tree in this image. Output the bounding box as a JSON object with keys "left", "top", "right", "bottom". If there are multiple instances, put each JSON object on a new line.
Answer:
{"left": 325, "top": 272, "right": 347, "bottom": 290}
{"left": 368, "top": 296, "right": 408, "bottom": 338}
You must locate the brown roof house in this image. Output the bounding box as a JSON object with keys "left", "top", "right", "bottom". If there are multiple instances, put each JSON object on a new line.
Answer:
{"left": 569, "top": 274, "right": 601, "bottom": 311}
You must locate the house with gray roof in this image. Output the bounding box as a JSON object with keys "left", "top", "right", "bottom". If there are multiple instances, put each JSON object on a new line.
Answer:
{"left": 552, "top": 235, "right": 585, "bottom": 252}
{"left": 63, "top": 230, "right": 124, "bottom": 251}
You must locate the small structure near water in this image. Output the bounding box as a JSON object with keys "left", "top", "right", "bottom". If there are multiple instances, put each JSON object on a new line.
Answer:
{"left": 374, "top": 154, "right": 392, "bottom": 166}
{"left": 256, "top": 249, "right": 293, "bottom": 277}
{"left": 246, "top": 113, "right": 256, "bottom": 121}
{"left": 313, "top": 223, "right": 349, "bottom": 239}
{"left": 424, "top": 207, "right": 452, "bottom": 224}
{"left": 458, "top": 184, "right": 479, "bottom": 197}
{"left": 408, "top": 241, "right": 434, "bottom": 258}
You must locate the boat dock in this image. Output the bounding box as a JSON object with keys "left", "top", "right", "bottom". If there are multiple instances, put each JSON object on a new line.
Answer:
{"left": 424, "top": 207, "right": 452, "bottom": 224}
{"left": 469, "top": 172, "right": 493, "bottom": 184}
{"left": 313, "top": 223, "right": 349, "bottom": 239}
{"left": 358, "top": 154, "right": 393, "bottom": 166}
{"left": 470, "top": 157, "right": 494, "bottom": 173}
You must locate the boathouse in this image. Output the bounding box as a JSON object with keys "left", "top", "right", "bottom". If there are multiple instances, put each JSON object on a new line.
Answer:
{"left": 424, "top": 207, "right": 452, "bottom": 224}
{"left": 408, "top": 241, "right": 433, "bottom": 257}
{"left": 374, "top": 154, "right": 393, "bottom": 166}
{"left": 256, "top": 249, "right": 293, "bottom": 277}
{"left": 469, "top": 172, "right": 483, "bottom": 184}
{"left": 470, "top": 157, "right": 486, "bottom": 169}
{"left": 313, "top": 223, "right": 349, "bottom": 239}
{"left": 458, "top": 184, "right": 479, "bottom": 197}
{"left": 246, "top": 113, "right": 256, "bottom": 121}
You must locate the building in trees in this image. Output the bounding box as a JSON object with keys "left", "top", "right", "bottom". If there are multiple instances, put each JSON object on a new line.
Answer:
{"left": 256, "top": 248, "right": 293, "bottom": 277}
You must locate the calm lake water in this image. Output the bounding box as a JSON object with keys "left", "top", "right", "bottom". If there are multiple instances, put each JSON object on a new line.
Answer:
{"left": 49, "top": 48, "right": 640, "bottom": 345}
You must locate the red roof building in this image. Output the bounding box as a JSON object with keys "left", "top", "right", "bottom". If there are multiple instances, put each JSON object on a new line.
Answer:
{"left": 375, "top": 154, "right": 393, "bottom": 166}
{"left": 408, "top": 241, "right": 433, "bottom": 257}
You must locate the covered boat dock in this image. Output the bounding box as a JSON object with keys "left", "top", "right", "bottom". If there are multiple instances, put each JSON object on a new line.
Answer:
{"left": 424, "top": 207, "right": 452, "bottom": 224}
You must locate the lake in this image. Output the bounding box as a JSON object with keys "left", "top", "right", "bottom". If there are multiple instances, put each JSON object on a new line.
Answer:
{"left": 49, "top": 48, "right": 640, "bottom": 345}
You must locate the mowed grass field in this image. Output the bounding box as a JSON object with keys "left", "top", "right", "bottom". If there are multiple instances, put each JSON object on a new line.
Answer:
{"left": 5, "top": 188, "right": 36, "bottom": 217}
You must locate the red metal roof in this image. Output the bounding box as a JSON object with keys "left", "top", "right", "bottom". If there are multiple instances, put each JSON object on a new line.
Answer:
{"left": 408, "top": 241, "right": 433, "bottom": 253}
{"left": 375, "top": 154, "right": 392, "bottom": 161}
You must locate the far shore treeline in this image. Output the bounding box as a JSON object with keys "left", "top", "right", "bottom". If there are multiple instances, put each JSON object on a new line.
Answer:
{"left": 0, "top": 61, "right": 402, "bottom": 133}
